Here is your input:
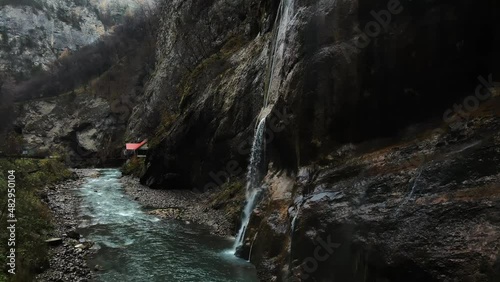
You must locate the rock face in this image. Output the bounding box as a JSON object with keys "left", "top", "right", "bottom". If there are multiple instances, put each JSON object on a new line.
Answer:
{"left": 15, "top": 93, "right": 128, "bottom": 166}
{"left": 0, "top": 0, "right": 154, "bottom": 79}
{"left": 6, "top": 0, "right": 155, "bottom": 166}
{"left": 249, "top": 109, "right": 500, "bottom": 281}
{"left": 140, "top": 0, "right": 500, "bottom": 188}
{"left": 134, "top": 0, "right": 275, "bottom": 188}
{"left": 135, "top": 0, "right": 500, "bottom": 280}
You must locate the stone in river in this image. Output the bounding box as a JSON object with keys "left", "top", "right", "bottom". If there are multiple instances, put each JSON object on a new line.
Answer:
{"left": 45, "top": 238, "right": 63, "bottom": 246}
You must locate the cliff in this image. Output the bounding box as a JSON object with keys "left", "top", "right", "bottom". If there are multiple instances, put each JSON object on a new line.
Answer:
{"left": 5, "top": 0, "right": 156, "bottom": 166}
{"left": 0, "top": 0, "right": 153, "bottom": 80}
{"left": 135, "top": 0, "right": 500, "bottom": 280}
{"left": 4, "top": 0, "right": 500, "bottom": 280}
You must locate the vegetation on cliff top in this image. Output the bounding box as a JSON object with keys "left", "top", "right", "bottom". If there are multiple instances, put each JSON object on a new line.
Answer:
{"left": 10, "top": 13, "right": 157, "bottom": 103}
{"left": 0, "top": 6, "right": 158, "bottom": 131}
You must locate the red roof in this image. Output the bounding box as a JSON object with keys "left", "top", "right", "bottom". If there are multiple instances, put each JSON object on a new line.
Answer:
{"left": 126, "top": 139, "right": 148, "bottom": 150}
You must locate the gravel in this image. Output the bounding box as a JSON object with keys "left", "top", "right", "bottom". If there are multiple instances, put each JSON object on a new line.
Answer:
{"left": 36, "top": 169, "right": 98, "bottom": 282}
{"left": 121, "top": 176, "right": 234, "bottom": 236}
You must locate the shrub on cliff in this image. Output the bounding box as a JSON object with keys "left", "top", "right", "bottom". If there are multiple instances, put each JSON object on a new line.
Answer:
{"left": 12, "top": 7, "right": 159, "bottom": 102}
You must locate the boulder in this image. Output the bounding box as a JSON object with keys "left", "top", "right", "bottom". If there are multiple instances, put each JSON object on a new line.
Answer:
{"left": 67, "top": 230, "right": 81, "bottom": 240}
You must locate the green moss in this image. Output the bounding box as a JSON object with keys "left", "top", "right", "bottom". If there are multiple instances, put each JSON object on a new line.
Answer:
{"left": 178, "top": 53, "right": 222, "bottom": 109}
{"left": 121, "top": 156, "right": 146, "bottom": 178}
{"left": 0, "top": 158, "right": 72, "bottom": 281}
{"left": 149, "top": 111, "right": 178, "bottom": 148}
{"left": 149, "top": 35, "right": 248, "bottom": 149}
{"left": 177, "top": 35, "right": 247, "bottom": 110}
{"left": 209, "top": 180, "right": 246, "bottom": 228}
{"left": 220, "top": 35, "right": 246, "bottom": 56}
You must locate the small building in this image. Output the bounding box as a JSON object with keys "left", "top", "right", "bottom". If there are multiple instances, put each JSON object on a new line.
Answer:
{"left": 125, "top": 139, "right": 148, "bottom": 158}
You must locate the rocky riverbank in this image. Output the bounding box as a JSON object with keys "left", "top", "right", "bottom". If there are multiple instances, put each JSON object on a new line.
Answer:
{"left": 121, "top": 175, "right": 235, "bottom": 237}
{"left": 36, "top": 169, "right": 239, "bottom": 281}
{"left": 36, "top": 169, "right": 99, "bottom": 282}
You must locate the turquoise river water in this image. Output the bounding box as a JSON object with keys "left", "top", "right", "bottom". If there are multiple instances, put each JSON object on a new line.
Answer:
{"left": 76, "top": 169, "right": 259, "bottom": 282}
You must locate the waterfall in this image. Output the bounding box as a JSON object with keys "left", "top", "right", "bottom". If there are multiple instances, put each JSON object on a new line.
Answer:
{"left": 264, "top": 0, "right": 297, "bottom": 107}
{"left": 288, "top": 205, "right": 301, "bottom": 270}
{"left": 290, "top": 205, "right": 301, "bottom": 233}
{"left": 248, "top": 232, "right": 259, "bottom": 263}
{"left": 407, "top": 168, "right": 423, "bottom": 199}
{"left": 234, "top": 117, "right": 267, "bottom": 251}
{"left": 233, "top": 0, "right": 297, "bottom": 254}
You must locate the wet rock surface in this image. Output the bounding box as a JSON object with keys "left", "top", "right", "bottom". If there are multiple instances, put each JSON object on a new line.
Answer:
{"left": 246, "top": 100, "right": 500, "bottom": 281}
{"left": 133, "top": 0, "right": 500, "bottom": 280}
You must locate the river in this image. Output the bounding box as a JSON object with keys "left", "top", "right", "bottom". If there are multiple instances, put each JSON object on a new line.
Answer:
{"left": 76, "top": 169, "right": 259, "bottom": 282}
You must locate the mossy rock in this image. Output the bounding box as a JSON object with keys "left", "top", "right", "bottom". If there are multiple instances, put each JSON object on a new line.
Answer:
{"left": 209, "top": 180, "right": 246, "bottom": 229}
{"left": 121, "top": 156, "right": 146, "bottom": 178}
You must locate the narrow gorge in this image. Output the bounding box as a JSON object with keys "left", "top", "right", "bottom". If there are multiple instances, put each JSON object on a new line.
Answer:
{"left": 1, "top": 0, "right": 500, "bottom": 281}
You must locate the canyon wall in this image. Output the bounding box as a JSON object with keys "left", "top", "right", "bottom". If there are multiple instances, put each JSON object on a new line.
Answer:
{"left": 138, "top": 0, "right": 500, "bottom": 280}
{"left": 6, "top": 0, "right": 500, "bottom": 280}
{"left": 0, "top": 0, "right": 154, "bottom": 79}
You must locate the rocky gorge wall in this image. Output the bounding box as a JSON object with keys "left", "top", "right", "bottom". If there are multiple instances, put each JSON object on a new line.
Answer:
{"left": 14, "top": 93, "right": 129, "bottom": 167}
{"left": 133, "top": 0, "right": 277, "bottom": 188}
{"left": 135, "top": 0, "right": 500, "bottom": 280}
{"left": 3, "top": 0, "right": 497, "bottom": 280}
{"left": 250, "top": 108, "right": 500, "bottom": 281}
{"left": 140, "top": 0, "right": 500, "bottom": 189}
{"left": 0, "top": 0, "right": 154, "bottom": 80}
{"left": 5, "top": 0, "right": 157, "bottom": 166}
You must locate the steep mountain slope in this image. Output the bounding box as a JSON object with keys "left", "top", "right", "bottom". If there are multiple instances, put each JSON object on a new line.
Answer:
{"left": 0, "top": 0, "right": 154, "bottom": 80}
{"left": 131, "top": 0, "right": 500, "bottom": 280}
{"left": 138, "top": 0, "right": 500, "bottom": 189}
{"left": 14, "top": 94, "right": 128, "bottom": 166}
{"left": 2, "top": 1, "right": 157, "bottom": 166}
{"left": 3, "top": 0, "right": 499, "bottom": 280}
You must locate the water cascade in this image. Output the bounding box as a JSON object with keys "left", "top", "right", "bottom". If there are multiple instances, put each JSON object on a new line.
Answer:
{"left": 233, "top": 0, "right": 296, "bottom": 254}
{"left": 394, "top": 168, "right": 424, "bottom": 216}
{"left": 248, "top": 232, "right": 259, "bottom": 263}
{"left": 234, "top": 117, "right": 268, "bottom": 250}
{"left": 288, "top": 205, "right": 301, "bottom": 269}
{"left": 291, "top": 206, "right": 300, "bottom": 233}
{"left": 264, "top": 0, "right": 297, "bottom": 107}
